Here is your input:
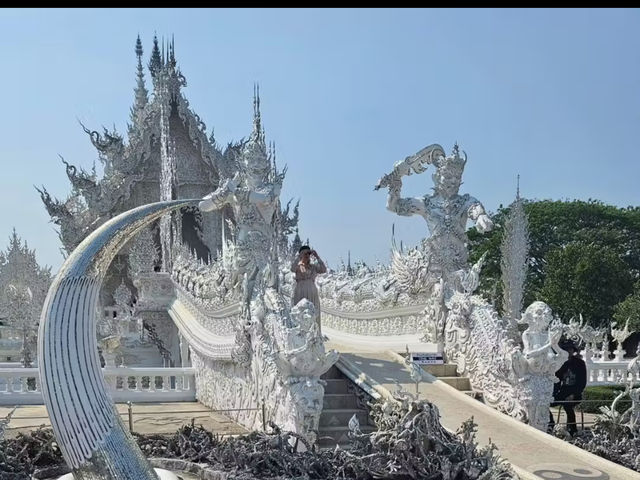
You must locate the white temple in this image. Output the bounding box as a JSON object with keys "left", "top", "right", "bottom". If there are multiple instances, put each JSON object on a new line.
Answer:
{"left": 1, "top": 34, "right": 637, "bottom": 480}
{"left": 36, "top": 36, "right": 299, "bottom": 369}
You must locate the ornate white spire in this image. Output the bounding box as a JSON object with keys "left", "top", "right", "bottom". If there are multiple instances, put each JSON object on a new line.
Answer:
{"left": 129, "top": 35, "right": 149, "bottom": 131}
{"left": 148, "top": 33, "right": 162, "bottom": 81}
{"left": 501, "top": 176, "right": 530, "bottom": 323}
{"left": 243, "top": 84, "right": 269, "bottom": 176}
{"left": 169, "top": 34, "right": 176, "bottom": 69}
{"left": 252, "top": 83, "right": 263, "bottom": 142}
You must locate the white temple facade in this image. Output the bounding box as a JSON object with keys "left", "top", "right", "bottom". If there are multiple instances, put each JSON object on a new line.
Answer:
{"left": 37, "top": 36, "right": 299, "bottom": 369}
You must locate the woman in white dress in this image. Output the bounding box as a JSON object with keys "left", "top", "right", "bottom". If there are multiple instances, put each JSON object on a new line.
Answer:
{"left": 291, "top": 245, "right": 327, "bottom": 330}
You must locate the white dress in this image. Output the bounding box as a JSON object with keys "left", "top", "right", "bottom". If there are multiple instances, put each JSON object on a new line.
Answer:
{"left": 291, "top": 257, "right": 327, "bottom": 329}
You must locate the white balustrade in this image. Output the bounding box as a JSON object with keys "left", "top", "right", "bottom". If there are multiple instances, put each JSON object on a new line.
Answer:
{"left": 0, "top": 368, "right": 41, "bottom": 404}
{"left": 586, "top": 359, "right": 640, "bottom": 386}
{"left": 0, "top": 367, "right": 196, "bottom": 405}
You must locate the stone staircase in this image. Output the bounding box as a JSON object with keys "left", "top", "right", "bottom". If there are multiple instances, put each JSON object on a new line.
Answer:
{"left": 421, "top": 363, "right": 478, "bottom": 398}
{"left": 317, "top": 365, "right": 375, "bottom": 448}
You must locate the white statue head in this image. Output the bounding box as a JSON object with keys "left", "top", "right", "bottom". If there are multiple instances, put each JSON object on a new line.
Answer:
{"left": 242, "top": 138, "right": 270, "bottom": 188}
{"left": 432, "top": 144, "right": 466, "bottom": 198}
{"left": 522, "top": 301, "right": 553, "bottom": 332}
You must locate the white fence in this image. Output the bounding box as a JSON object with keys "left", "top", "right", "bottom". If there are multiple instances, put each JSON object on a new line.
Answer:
{"left": 587, "top": 359, "right": 640, "bottom": 386}
{"left": 0, "top": 367, "right": 196, "bottom": 405}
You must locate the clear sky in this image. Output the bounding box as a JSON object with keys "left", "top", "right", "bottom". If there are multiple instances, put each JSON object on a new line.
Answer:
{"left": 0, "top": 8, "right": 638, "bottom": 272}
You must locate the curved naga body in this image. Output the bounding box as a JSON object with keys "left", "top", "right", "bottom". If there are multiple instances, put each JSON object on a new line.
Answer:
{"left": 38, "top": 200, "right": 198, "bottom": 479}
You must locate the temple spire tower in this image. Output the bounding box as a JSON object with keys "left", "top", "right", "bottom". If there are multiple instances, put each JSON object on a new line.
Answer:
{"left": 129, "top": 35, "right": 149, "bottom": 135}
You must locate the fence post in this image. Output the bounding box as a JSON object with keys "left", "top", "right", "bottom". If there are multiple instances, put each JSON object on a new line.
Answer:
{"left": 261, "top": 398, "right": 267, "bottom": 432}
{"left": 127, "top": 401, "right": 134, "bottom": 432}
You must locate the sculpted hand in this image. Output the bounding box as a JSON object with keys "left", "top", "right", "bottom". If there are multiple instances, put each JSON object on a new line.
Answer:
{"left": 476, "top": 214, "right": 494, "bottom": 233}
{"left": 549, "top": 328, "right": 562, "bottom": 347}
{"left": 374, "top": 170, "right": 400, "bottom": 191}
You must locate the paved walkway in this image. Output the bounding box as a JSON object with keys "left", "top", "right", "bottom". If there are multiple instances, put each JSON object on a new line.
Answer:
{"left": 333, "top": 348, "right": 640, "bottom": 480}
{"left": 0, "top": 402, "right": 247, "bottom": 439}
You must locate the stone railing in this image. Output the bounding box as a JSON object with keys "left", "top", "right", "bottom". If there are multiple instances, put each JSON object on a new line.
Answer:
{"left": 587, "top": 359, "right": 640, "bottom": 386}
{"left": 0, "top": 368, "right": 41, "bottom": 405}
{"left": 0, "top": 367, "right": 196, "bottom": 405}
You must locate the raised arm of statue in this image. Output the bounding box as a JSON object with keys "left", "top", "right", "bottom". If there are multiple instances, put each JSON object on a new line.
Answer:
{"left": 467, "top": 198, "right": 494, "bottom": 233}
{"left": 522, "top": 329, "right": 561, "bottom": 360}
{"left": 384, "top": 174, "right": 427, "bottom": 217}
{"left": 199, "top": 173, "right": 239, "bottom": 212}
{"left": 375, "top": 144, "right": 445, "bottom": 217}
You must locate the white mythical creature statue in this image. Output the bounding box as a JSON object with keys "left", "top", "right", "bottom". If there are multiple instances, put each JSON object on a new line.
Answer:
{"left": 199, "top": 119, "right": 284, "bottom": 366}
{"left": 199, "top": 131, "right": 283, "bottom": 318}
{"left": 273, "top": 299, "right": 339, "bottom": 378}
{"left": 194, "top": 95, "right": 337, "bottom": 443}
{"left": 271, "top": 299, "right": 339, "bottom": 444}
{"left": 376, "top": 143, "right": 493, "bottom": 284}
{"left": 444, "top": 290, "right": 567, "bottom": 430}
{"left": 518, "top": 301, "right": 566, "bottom": 429}
{"left": 375, "top": 143, "right": 493, "bottom": 342}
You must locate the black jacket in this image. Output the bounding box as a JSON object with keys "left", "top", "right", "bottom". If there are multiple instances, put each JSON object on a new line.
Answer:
{"left": 555, "top": 354, "right": 587, "bottom": 395}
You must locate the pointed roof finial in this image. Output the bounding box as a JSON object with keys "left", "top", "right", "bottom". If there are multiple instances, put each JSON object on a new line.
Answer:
{"left": 516, "top": 174, "right": 521, "bottom": 200}
{"left": 253, "top": 83, "right": 261, "bottom": 130}
{"left": 135, "top": 34, "right": 143, "bottom": 58}
{"left": 131, "top": 35, "right": 149, "bottom": 129}
{"left": 149, "top": 33, "right": 162, "bottom": 79}
{"left": 272, "top": 141, "right": 277, "bottom": 174}
{"left": 453, "top": 142, "right": 460, "bottom": 156}
{"left": 169, "top": 34, "right": 176, "bottom": 66}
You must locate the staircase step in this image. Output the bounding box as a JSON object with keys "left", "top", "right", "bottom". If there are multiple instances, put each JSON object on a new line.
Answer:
{"left": 323, "top": 394, "right": 359, "bottom": 410}
{"left": 319, "top": 409, "right": 369, "bottom": 428}
{"left": 323, "top": 378, "right": 350, "bottom": 394}
{"left": 462, "top": 390, "right": 481, "bottom": 399}
{"left": 421, "top": 363, "right": 458, "bottom": 377}
{"left": 321, "top": 365, "right": 343, "bottom": 379}
{"left": 439, "top": 376, "right": 471, "bottom": 391}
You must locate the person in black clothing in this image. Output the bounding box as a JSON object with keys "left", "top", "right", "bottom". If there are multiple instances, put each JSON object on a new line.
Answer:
{"left": 548, "top": 343, "right": 587, "bottom": 435}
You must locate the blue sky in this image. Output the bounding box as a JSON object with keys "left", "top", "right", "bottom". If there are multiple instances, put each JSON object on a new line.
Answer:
{"left": 0, "top": 8, "right": 638, "bottom": 271}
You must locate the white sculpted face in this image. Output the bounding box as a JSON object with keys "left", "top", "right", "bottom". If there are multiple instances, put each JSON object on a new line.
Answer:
{"left": 432, "top": 165, "right": 462, "bottom": 198}
{"left": 291, "top": 299, "right": 317, "bottom": 332}
{"left": 243, "top": 141, "right": 270, "bottom": 188}
{"left": 523, "top": 301, "right": 553, "bottom": 332}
